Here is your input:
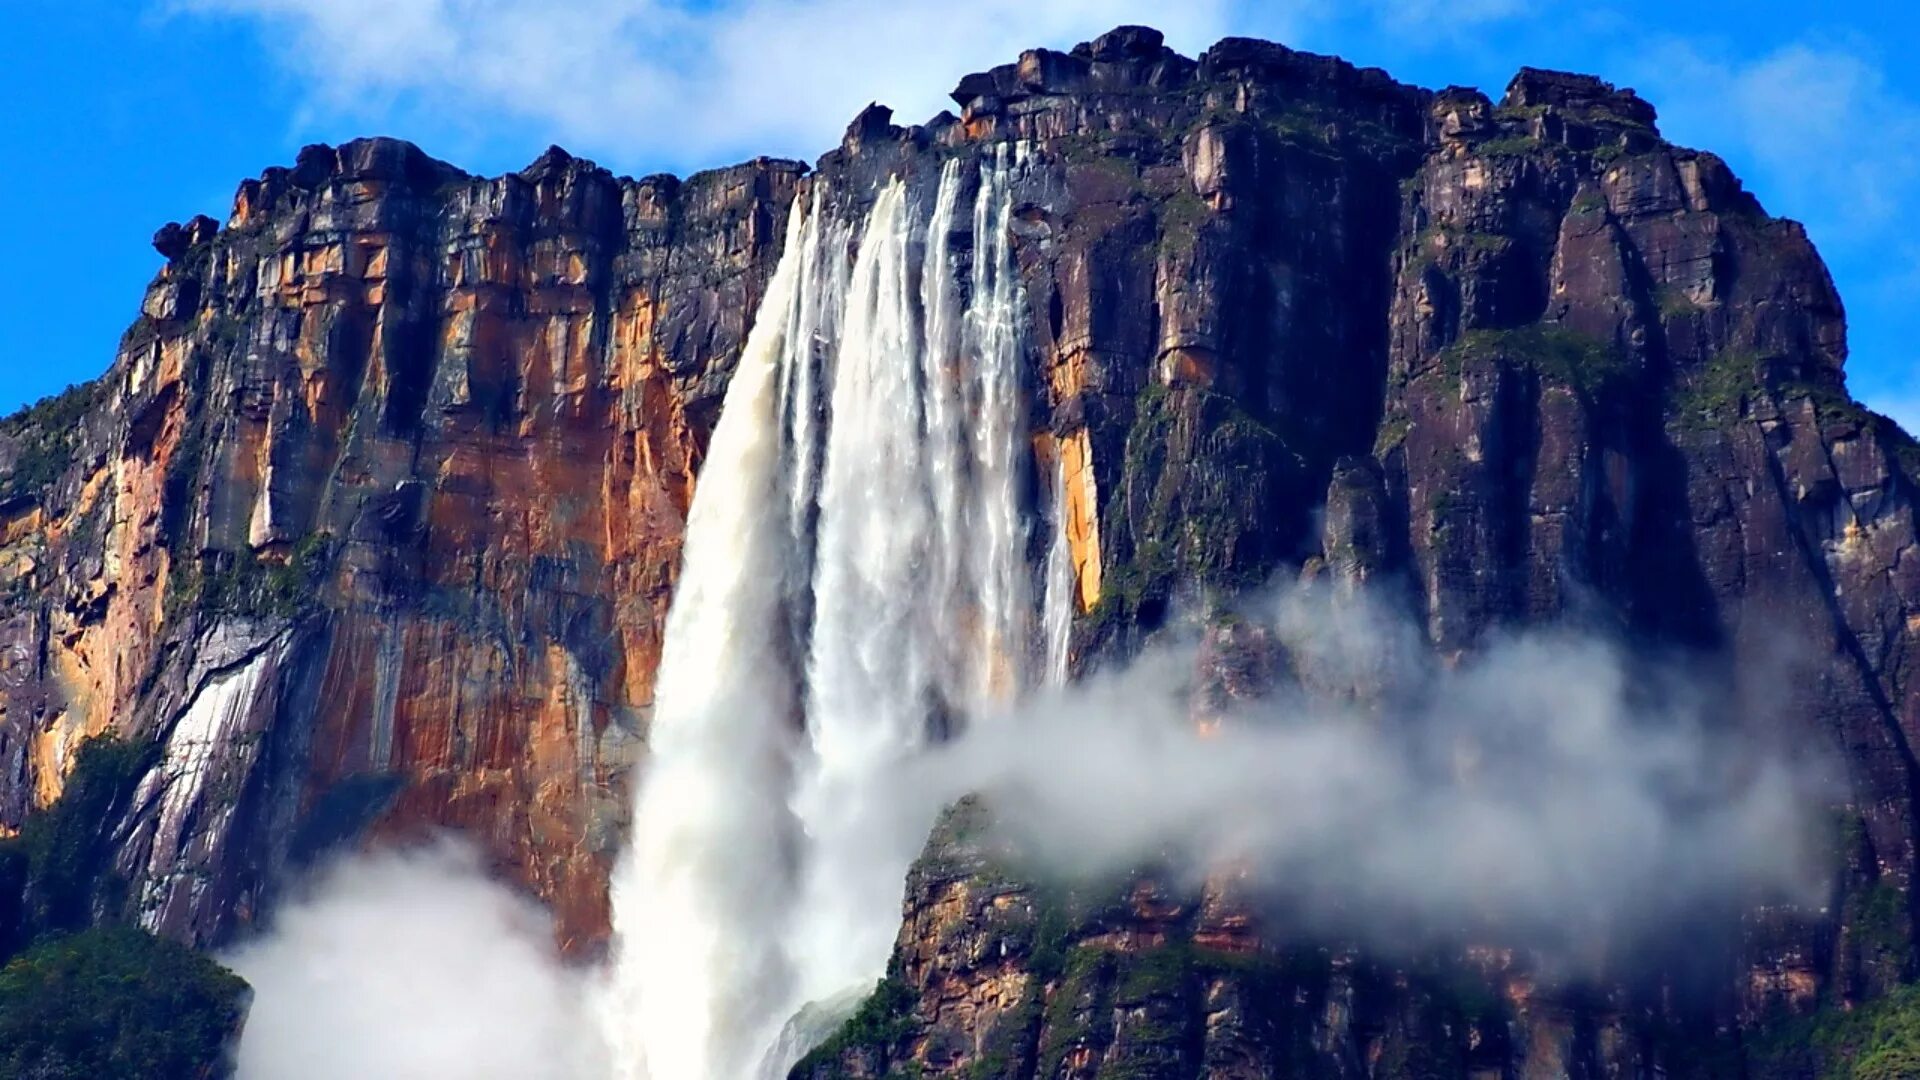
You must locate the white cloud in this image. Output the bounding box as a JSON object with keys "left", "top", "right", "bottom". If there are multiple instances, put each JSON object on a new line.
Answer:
{"left": 223, "top": 841, "right": 609, "bottom": 1080}
{"left": 1358, "top": 0, "right": 1531, "bottom": 35}
{"left": 1864, "top": 392, "right": 1920, "bottom": 437}
{"left": 173, "top": 0, "right": 1232, "bottom": 171}
{"left": 1625, "top": 39, "right": 1920, "bottom": 424}
{"left": 921, "top": 582, "right": 1833, "bottom": 961}
{"left": 1633, "top": 40, "right": 1920, "bottom": 244}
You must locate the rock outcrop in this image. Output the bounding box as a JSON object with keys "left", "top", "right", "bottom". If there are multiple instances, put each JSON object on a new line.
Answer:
{"left": 4, "top": 22, "right": 1919, "bottom": 1073}
{"left": 0, "top": 136, "right": 803, "bottom": 951}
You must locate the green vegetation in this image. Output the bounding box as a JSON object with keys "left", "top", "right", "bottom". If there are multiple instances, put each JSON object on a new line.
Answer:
{"left": 1478, "top": 135, "right": 1539, "bottom": 159}
{"left": 1261, "top": 100, "right": 1413, "bottom": 163}
{"left": 1187, "top": 94, "right": 1413, "bottom": 165}
{"left": 1491, "top": 96, "right": 1650, "bottom": 133}
{"left": 1374, "top": 409, "right": 1413, "bottom": 456}
{"left": 1093, "top": 382, "right": 1290, "bottom": 636}
{"left": 1668, "top": 349, "right": 1763, "bottom": 431}
{"left": 1570, "top": 190, "right": 1608, "bottom": 215}
{"left": 1777, "top": 376, "right": 1920, "bottom": 475}
{"left": 1412, "top": 226, "right": 1514, "bottom": 273}
{"left": 159, "top": 412, "right": 209, "bottom": 558}
{"left": 168, "top": 532, "right": 335, "bottom": 621}
{"left": 1417, "top": 226, "right": 1509, "bottom": 254}
{"left": 0, "top": 927, "right": 248, "bottom": 1080}
{"left": 0, "top": 737, "right": 155, "bottom": 956}
{"left": 1782, "top": 378, "right": 1868, "bottom": 427}
{"left": 789, "top": 965, "right": 923, "bottom": 1079}
{"left": 1665, "top": 351, "right": 1920, "bottom": 480}
{"left": 1658, "top": 285, "right": 1703, "bottom": 318}
{"left": 1057, "top": 134, "right": 1145, "bottom": 185}
{"left": 1590, "top": 141, "right": 1632, "bottom": 166}
{"left": 203, "top": 311, "right": 249, "bottom": 356}
{"left": 1849, "top": 880, "right": 1917, "bottom": 990}
{"left": 0, "top": 737, "right": 249, "bottom": 1078}
{"left": 1038, "top": 946, "right": 1118, "bottom": 1077}
{"left": 1771, "top": 374, "right": 1920, "bottom": 481}
{"left": 1719, "top": 983, "right": 1920, "bottom": 1080}
{"left": 1437, "top": 324, "right": 1630, "bottom": 398}
{"left": 1157, "top": 191, "right": 1212, "bottom": 259}
{"left": 0, "top": 381, "right": 105, "bottom": 505}
{"left": 1492, "top": 104, "right": 1548, "bottom": 123}
{"left": 1033, "top": 935, "right": 1339, "bottom": 1078}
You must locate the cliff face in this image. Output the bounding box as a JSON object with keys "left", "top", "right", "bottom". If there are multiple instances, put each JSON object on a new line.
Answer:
{"left": 786, "top": 29, "right": 1920, "bottom": 1078}
{"left": 0, "top": 138, "right": 802, "bottom": 950}
{"left": 3, "top": 22, "right": 1918, "bottom": 1071}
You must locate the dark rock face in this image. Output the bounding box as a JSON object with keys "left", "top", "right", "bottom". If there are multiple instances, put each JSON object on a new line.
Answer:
{"left": 784, "top": 34, "right": 1920, "bottom": 1080}
{"left": 2, "top": 23, "right": 1918, "bottom": 1074}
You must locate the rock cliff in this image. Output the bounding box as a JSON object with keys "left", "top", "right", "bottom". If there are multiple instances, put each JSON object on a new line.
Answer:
{"left": 4, "top": 23, "right": 1919, "bottom": 1075}
{"left": 0, "top": 138, "right": 803, "bottom": 950}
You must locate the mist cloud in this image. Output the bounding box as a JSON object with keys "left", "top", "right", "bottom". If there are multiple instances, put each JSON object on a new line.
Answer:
{"left": 916, "top": 583, "right": 1834, "bottom": 964}
{"left": 168, "top": 0, "right": 1232, "bottom": 169}
{"left": 222, "top": 841, "right": 606, "bottom": 1080}
{"left": 222, "top": 583, "right": 1835, "bottom": 1075}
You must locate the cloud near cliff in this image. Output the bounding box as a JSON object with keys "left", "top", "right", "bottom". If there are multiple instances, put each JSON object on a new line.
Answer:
{"left": 222, "top": 841, "right": 606, "bottom": 1080}
{"left": 168, "top": 0, "right": 1233, "bottom": 169}
{"left": 1631, "top": 39, "right": 1920, "bottom": 247}
{"left": 220, "top": 583, "right": 1834, "bottom": 1073}
{"left": 1623, "top": 36, "right": 1920, "bottom": 432}
{"left": 919, "top": 582, "right": 1835, "bottom": 962}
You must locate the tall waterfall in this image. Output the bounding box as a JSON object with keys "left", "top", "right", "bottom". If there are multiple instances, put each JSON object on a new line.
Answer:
{"left": 787, "top": 177, "right": 938, "bottom": 1009}
{"left": 602, "top": 206, "right": 809, "bottom": 1080}
{"left": 1042, "top": 453, "right": 1078, "bottom": 687}
{"left": 605, "top": 145, "right": 1071, "bottom": 1080}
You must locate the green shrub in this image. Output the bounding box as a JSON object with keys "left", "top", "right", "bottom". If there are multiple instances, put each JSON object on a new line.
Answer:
{"left": 1478, "top": 135, "right": 1538, "bottom": 158}
{"left": 0, "top": 738, "right": 250, "bottom": 1078}
{"left": 1723, "top": 982, "right": 1920, "bottom": 1080}
{"left": 1, "top": 737, "right": 156, "bottom": 956}
{"left": 171, "top": 532, "right": 335, "bottom": 620}
{"left": 0, "top": 926, "right": 248, "bottom": 1080}
{"left": 789, "top": 966, "right": 922, "bottom": 1079}
{"left": 1658, "top": 285, "right": 1702, "bottom": 318}
{"left": 1667, "top": 349, "right": 1762, "bottom": 432}
{"left": 1157, "top": 191, "right": 1211, "bottom": 259}
{"left": 1438, "top": 324, "right": 1629, "bottom": 398}
{"left": 0, "top": 381, "right": 105, "bottom": 504}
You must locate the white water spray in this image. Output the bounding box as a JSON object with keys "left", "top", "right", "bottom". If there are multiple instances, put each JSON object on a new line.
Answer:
{"left": 606, "top": 146, "right": 1046, "bottom": 1080}
{"left": 602, "top": 207, "right": 808, "bottom": 1080}
{"left": 920, "top": 160, "right": 972, "bottom": 701}
{"left": 1042, "top": 453, "right": 1077, "bottom": 687}
{"left": 967, "top": 144, "right": 1032, "bottom": 701}
{"left": 788, "top": 178, "right": 939, "bottom": 1008}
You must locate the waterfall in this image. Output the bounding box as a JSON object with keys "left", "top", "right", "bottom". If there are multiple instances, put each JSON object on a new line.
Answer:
{"left": 787, "top": 178, "right": 937, "bottom": 1010}
{"left": 1042, "top": 454, "right": 1077, "bottom": 687}
{"left": 968, "top": 144, "right": 1031, "bottom": 702}
{"left": 602, "top": 206, "right": 809, "bottom": 1080}
{"left": 606, "top": 145, "right": 1051, "bottom": 1080}
{"left": 919, "top": 160, "right": 970, "bottom": 703}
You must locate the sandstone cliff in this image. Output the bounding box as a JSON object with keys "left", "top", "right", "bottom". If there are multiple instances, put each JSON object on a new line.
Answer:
{"left": 0, "top": 138, "right": 803, "bottom": 950}
{"left": 2, "top": 23, "right": 1917, "bottom": 1075}
{"left": 789, "top": 29, "right": 1920, "bottom": 1078}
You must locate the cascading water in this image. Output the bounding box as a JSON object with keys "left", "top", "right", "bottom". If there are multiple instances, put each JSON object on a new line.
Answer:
{"left": 606, "top": 145, "right": 1053, "bottom": 1080}
{"left": 1042, "top": 453, "right": 1078, "bottom": 688}
{"left": 787, "top": 177, "right": 938, "bottom": 1012}
{"left": 602, "top": 206, "right": 810, "bottom": 1080}
{"left": 919, "top": 160, "right": 971, "bottom": 701}
{"left": 967, "top": 144, "right": 1032, "bottom": 702}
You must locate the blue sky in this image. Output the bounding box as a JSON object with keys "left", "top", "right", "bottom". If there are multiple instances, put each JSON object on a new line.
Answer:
{"left": 4, "top": 1, "right": 1916, "bottom": 425}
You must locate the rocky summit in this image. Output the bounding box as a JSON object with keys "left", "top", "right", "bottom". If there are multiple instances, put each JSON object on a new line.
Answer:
{"left": 3, "top": 22, "right": 1920, "bottom": 1078}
